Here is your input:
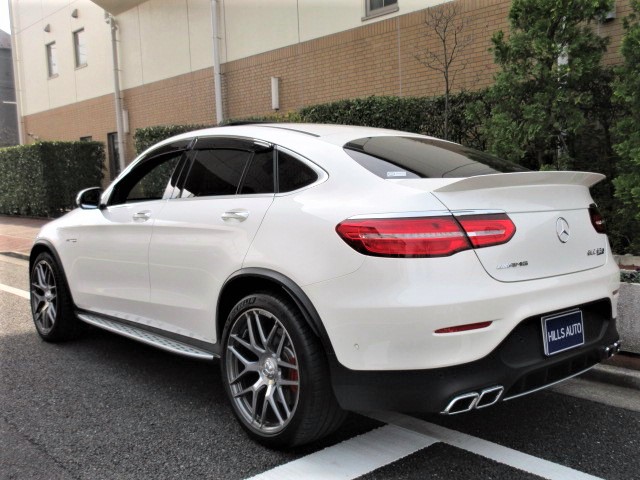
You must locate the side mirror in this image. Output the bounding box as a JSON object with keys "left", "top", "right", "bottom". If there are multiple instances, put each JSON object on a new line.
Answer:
{"left": 76, "top": 187, "right": 103, "bottom": 210}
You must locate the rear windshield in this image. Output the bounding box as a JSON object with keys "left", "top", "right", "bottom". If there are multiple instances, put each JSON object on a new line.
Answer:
{"left": 343, "top": 136, "right": 528, "bottom": 179}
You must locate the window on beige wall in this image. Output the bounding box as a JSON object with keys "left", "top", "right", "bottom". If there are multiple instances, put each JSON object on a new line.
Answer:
{"left": 46, "top": 42, "right": 58, "bottom": 78}
{"left": 364, "top": 0, "right": 398, "bottom": 19}
{"left": 73, "top": 29, "right": 87, "bottom": 68}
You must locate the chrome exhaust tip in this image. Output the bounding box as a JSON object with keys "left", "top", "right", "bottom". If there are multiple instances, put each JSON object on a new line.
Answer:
{"left": 442, "top": 385, "right": 505, "bottom": 415}
{"left": 442, "top": 392, "right": 479, "bottom": 415}
{"left": 475, "top": 386, "right": 504, "bottom": 409}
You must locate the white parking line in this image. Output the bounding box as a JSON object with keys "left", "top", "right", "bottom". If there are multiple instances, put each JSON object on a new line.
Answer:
{"left": 246, "top": 424, "right": 438, "bottom": 480}
{"left": 0, "top": 283, "right": 29, "bottom": 299}
{"left": 370, "top": 412, "right": 603, "bottom": 480}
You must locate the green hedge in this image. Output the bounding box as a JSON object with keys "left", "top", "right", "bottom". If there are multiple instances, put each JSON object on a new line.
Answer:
{"left": 0, "top": 141, "right": 104, "bottom": 217}
{"left": 133, "top": 114, "right": 305, "bottom": 154}
{"left": 299, "top": 92, "right": 490, "bottom": 149}
{"left": 135, "top": 94, "right": 491, "bottom": 155}
{"left": 134, "top": 124, "right": 211, "bottom": 154}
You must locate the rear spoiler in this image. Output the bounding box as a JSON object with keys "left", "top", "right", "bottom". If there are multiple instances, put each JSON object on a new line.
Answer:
{"left": 432, "top": 172, "right": 605, "bottom": 193}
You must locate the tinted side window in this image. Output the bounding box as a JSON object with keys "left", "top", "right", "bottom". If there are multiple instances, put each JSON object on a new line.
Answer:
{"left": 239, "top": 151, "right": 275, "bottom": 194}
{"left": 182, "top": 149, "right": 252, "bottom": 198}
{"left": 109, "top": 152, "right": 183, "bottom": 205}
{"left": 278, "top": 151, "right": 318, "bottom": 193}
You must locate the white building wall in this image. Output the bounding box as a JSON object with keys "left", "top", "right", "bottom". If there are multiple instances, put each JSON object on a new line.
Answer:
{"left": 297, "top": 0, "right": 442, "bottom": 43}
{"left": 115, "top": 6, "right": 143, "bottom": 90}
{"left": 12, "top": 0, "right": 438, "bottom": 116}
{"left": 12, "top": 0, "right": 113, "bottom": 116}
{"left": 74, "top": 0, "right": 114, "bottom": 102}
{"left": 222, "top": 0, "right": 443, "bottom": 61}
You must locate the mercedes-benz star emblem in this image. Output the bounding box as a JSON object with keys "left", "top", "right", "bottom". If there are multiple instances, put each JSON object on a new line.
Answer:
{"left": 556, "top": 217, "right": 570, "bottom": 243}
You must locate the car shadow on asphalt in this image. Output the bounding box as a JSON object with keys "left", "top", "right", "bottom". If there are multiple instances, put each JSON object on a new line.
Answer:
{"left": 1, "top": 323, "right": 382, "bottom": 478}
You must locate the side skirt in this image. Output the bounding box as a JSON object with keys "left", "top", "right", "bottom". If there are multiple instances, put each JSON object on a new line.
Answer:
{"left": 76, "top": 311, "right": 219, "bottom": 361}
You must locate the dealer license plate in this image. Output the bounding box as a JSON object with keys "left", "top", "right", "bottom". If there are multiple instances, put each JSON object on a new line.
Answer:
{"left": 541, "top": 309, "right": 585, "bottom": 356}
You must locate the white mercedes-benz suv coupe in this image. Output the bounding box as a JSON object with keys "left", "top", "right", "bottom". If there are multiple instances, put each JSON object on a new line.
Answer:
{"left": 30, "top": 124, "right": 620, "bottom": 447}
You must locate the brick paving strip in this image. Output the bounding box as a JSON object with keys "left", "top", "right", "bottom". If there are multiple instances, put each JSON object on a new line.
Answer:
{"left": 0, "top": 216, "right": 49, "bottom": 258}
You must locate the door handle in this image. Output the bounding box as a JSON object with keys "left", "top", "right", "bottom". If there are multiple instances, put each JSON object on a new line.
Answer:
{"left": 221, "top": 210, "right": 249, "bottom": 222}
{"left": 133, "top": 211, "right": 151, "bottom": 222}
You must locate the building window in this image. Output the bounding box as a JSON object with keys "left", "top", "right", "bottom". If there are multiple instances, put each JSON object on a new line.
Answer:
{"left": 80, "top": 136, "right": 92, "bottom": 142}
{"left": 364, "top": 0, "right": 398, "bottom": 19}
{"left": 73, "top": 29, "right": 87, "bottom": 68}
{"left": 46, "top": 42, "right": 58, "bottom": 78}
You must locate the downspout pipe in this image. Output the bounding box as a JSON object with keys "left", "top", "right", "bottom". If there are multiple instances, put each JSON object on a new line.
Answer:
{"left": 108, "top": 13, "right": 126, "bottom": 173}
{"left": 8, "top": 0, "right": 25, "bottom": 145}
{"left": 210, "top": 0, "right": 224, "bottom": 124}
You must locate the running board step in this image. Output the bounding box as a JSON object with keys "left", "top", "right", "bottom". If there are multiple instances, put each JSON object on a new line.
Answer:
{"left": 77, "top": 313, "right": 217, "bottom": 360}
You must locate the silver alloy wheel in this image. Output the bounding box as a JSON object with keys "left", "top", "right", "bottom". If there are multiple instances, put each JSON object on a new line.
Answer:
{"left": 225, "top": 308, "right": 300, "bottom": 435}
{"left": 30, "top": 260, "right": 58, "bottom": 335}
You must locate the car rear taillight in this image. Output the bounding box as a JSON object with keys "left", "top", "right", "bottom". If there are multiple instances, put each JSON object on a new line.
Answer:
{"left": 335, "top": 217, "right": 471, "bottom": 258}
{"left": 589, "top": 204, "right": 606, "bottom": 233}
{"left": 335, "top": 213, "right": 516, "bottom": 258}
{"left": 456, "top": 214, "right": 516, "bottom": 249}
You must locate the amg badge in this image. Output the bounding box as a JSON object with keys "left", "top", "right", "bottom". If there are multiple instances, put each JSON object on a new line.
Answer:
{"left": 496, "top": 260, "right": 529, "bottom": 270}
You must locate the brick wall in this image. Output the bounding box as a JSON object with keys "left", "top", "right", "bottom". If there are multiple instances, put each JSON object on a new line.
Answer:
{"left": 23, "top": 68, "right": 218, "bottom": 176}
{"left": 22, "top": 0, "right": 631, "bottom": 171}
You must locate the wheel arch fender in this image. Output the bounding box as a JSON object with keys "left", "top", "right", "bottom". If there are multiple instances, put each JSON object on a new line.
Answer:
{"left": 30, "top": 240, "right": 76, "bottom": 306}
{"left": 217, "top": 268, "right": 335, "bottom": 355}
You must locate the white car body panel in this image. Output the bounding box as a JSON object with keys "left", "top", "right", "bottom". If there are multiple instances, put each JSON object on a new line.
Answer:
{"left": 147, "top": 194, "right": 274, "bottom": 343}
{"left": 34, "top": 124, "right": 620, "bottom": 378}
{"left": 304, "top": 247, "right": 619, "bottom": 370}
{"left": 57, "top": 201, "right": 165, "bottom": 316}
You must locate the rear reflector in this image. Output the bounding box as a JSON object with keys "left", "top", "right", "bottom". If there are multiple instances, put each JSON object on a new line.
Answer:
{"left": 335, "top": 217, "right": 471, "bottom": 257}
{"left": 336, "top": 213, "right": 516, "bottom": 258}
{"left": 434, "top": 321, "right": 492, "bottom": 334}
{"left": 589, "top": 204, "right": 606, "bottom": 233}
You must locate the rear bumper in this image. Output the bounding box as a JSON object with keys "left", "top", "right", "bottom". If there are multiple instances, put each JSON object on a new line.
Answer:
{"left": 304, "top": 250, "right": 620, "bottom": 371}
{"left": 329, "top": 299, "right": 619, "bottom": 413}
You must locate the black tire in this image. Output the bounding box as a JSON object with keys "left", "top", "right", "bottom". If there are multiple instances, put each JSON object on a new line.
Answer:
{"left": 221, "top": 292, "right": 346, "bottom": 448}
{"left": 30, "top": 252, "right": 80, "bottom": 342}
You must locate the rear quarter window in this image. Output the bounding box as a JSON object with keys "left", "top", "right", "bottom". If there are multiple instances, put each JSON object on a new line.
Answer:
{"left": 343, "top": 136, "right": 528, "bottom": 179}
{"left": 277, "top": 150, "right": 318, "bottom": 193}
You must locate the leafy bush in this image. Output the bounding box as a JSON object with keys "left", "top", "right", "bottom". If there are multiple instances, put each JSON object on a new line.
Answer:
{"left": 613, "top": 0, "right": 640, "bottom": 254}
{"left": 0, "top": 141, "right": 104, "bottom": 217}
{"left": 134, "top": 124, "right": 211, "bottom": 154}
{"left": 134, "top": 115, "right": 307, "bottom": 155}
{"left": 621, "top": 270, "right": 640, "bottom": 283}
{"left": 299, "top": 92, "right": 489, "bottom": 149}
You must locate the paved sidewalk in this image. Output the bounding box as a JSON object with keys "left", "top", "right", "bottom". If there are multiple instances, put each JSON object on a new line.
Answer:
{"left": 0, "top": 215, "right": 49, "bottom": 259}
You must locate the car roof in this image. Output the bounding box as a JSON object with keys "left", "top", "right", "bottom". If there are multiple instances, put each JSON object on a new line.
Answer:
{"left": 159, "top": 123, "right": 436, "bottom": 148}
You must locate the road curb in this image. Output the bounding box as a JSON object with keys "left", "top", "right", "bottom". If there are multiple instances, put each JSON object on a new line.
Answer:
{"left": 582, "top": 363, "right": 640, "bottom": 391}
{"left": 0, "top": 251, "right": 29, "bottom": 261}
